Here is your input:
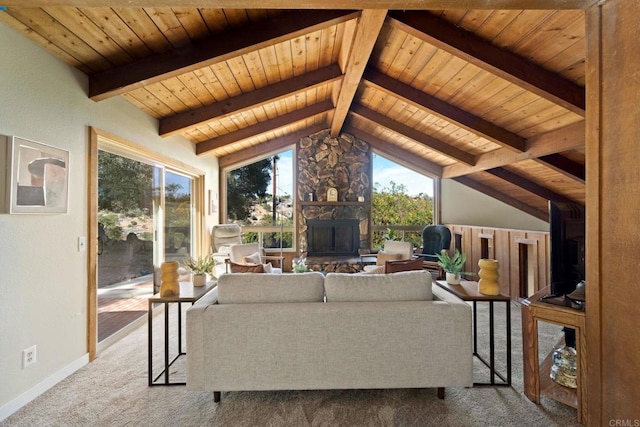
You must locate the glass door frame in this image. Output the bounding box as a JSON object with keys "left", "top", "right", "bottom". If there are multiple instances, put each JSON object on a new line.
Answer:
{"left": 88, "top": 128, "right": 205, "bottom": 360}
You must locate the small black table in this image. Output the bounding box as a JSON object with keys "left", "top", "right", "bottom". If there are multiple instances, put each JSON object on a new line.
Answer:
{"left": 148, "top": 281, "right": 216, "bottom": 386}
{"left": 436, "top": 280, "right": 511, "bottom": 386}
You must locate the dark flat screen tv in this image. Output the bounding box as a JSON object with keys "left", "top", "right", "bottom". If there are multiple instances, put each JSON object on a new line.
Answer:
{"left": 548, "top": 201, "right": 586, "bottom": 298}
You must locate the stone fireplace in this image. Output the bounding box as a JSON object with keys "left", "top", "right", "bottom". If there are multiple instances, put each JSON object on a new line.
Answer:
{"left": 296, "top": 130, "right": 372, "bottom": 257}
{"left": 306, "top": 218, "right": 360, "bottom": 256}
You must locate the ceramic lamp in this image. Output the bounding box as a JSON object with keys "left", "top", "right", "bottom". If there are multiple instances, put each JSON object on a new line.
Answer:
{"left": 478, "top": 258, "right": 500, "bottom": 295}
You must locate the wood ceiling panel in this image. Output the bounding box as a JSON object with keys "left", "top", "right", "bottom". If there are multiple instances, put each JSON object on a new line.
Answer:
{"left": 2, "top": 5, "right": 589, "bottom": 217}
{"left": 358, "top": 85, "right": 501, "bottom": 156}
{"left": 518, "top": 111, "right": 583, "bottom": 139}
{"left": 0, "top": 10, "right": 91, "bottom": 73}
{"left": 42, "top": 7, "right": 134, "bottom": 66}
{"left": 507, "top": 160, "right": 585, "bottom": 204}
{"left": 348, "top": 115, "right": 456, "bottom": 167}
{"left": 489, "top": 10, "right": 557, "bottom": 47}
{"left": 123, "top": 88, "right": 173, "bottom": 117}
{"left": 143, "top": 7, "right": 192, "bottom": 48}
{"left": 111, "top": 8, "right": 173, "bottom": 54}
{"left": 3, "top": 7, "right": 113, "bottom": 72}
{"left": 176, "top": 72, "right": 216, "bottom": 106}
{"left": 171, "top": 7, "right": 211, "bottom": 40}
{"left": 373, "top": 23, "right": 408, "bottom": 75}
{"left": 80, "top": 7, "right": 155, "bottom": 59}
{"left": 208, "top": 115, "right": 328, "bottom": 158}
{"left": 435, "top": 9, "right": 585, "bottom": 86}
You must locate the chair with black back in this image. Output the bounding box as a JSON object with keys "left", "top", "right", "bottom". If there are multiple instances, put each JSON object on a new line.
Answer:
{"left": 416, "top": 225, "right": 452, "bottom": 278}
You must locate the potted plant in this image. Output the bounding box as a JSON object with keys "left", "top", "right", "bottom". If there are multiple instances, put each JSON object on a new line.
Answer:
{"left": 382, "top": 227, "right": 397, "bottom": 241}
{"left": 435, "top": 249, "right": 469, "bottom": 285}
{"left": 292, "top": 255, "right": 309, "bottom": 273}
{"left": 184, "top": 255, "right": 215, "bottom": 286}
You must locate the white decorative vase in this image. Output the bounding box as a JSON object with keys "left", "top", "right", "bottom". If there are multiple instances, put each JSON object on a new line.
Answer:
{"left": 192, "top": 273, "right": 207, "bottom": 287}
{"left": 446, "top": 272, "right": 461, "bottom": 285}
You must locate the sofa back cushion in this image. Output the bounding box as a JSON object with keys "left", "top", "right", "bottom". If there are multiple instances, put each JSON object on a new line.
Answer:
{"left": 324, "top": 270, "right": 433, "bottom": 302}
{"left": 217, "top": 272, "right": 325, "bottom": 304}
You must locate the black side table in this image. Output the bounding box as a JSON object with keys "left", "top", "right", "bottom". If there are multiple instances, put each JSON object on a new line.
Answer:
{"left": 436, "top": 280, "right": 511, "bottom": 386}
{"left": 148, "top": 281, "right": 216, "bottom": 386}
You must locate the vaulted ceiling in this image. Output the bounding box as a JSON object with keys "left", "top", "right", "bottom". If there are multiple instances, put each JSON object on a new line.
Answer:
{"left": 0, "top": 1, "right": 591, "bottom": 221}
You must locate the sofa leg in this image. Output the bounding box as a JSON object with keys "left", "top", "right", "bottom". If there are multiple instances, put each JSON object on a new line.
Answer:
{"left": 213, "top": 391, "right": 221, "bottom": 403}
{"left": 437, "top": 387, "right": 445, "bottom": 399}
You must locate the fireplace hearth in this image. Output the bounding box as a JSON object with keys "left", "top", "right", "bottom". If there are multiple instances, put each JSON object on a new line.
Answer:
{"left": 307, "top": 219, "right": 360, "bottom": 257}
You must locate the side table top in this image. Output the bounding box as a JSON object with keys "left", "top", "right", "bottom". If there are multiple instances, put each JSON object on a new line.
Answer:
{"left": 149, "top": 281, "right": 216, "bottom": 303}
{"left": 436, "top": 280, "right": 510, "bottom": 302}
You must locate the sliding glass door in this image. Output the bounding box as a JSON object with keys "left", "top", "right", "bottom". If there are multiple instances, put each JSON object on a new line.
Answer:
{"left": 97, "top": 150, "right": 195, "bottom": 343}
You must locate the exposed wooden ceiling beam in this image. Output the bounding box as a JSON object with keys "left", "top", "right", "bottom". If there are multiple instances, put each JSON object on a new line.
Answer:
{"left": 363, "top": 68, "right": 526, "bottom": 152}
{"left": 160, "top": 64, "right": 343, "bottom": 137}
{"left": 345, "top": 125, "right": 443, "bottom": 177}
{"left": 196, "top": 100, "right": 334, "bottom": 155}
{"left": 387, "top": 11, "right": 586, "bottom": 117}
{"left": 89, "top": 10, "right": 359, "bottom": 101}
{"left": 485, "top": 167, "right": 575, "bottom": 204}
{"left": 2, "top": 1, "right": 599, "bottom": 9}
{"left": 330, "top": 9, "right": 387, "bottom": 137}
{"left": 219, "top": 125, "right": 327, "bottom": 169}
{"left": 535, "top": 154, "right": 585, "bottom": 184}
{"left": 443, "top": 121, "right": 584, "bottom": 178}
{"left": 350, "top": 104, "right": 476, "bottom": 166}
{"left": 452, "top": 176, "right": 548, "bottom": 221}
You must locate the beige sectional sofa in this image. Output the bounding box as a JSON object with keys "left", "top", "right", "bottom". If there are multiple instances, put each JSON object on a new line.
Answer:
{"left": 186, "top": 270, "right": 472, "bottom": 402}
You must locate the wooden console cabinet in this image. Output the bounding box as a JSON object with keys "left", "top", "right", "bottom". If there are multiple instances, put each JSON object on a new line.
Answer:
{"left": 521, "top": 287, "right": 586, "bottom": 423}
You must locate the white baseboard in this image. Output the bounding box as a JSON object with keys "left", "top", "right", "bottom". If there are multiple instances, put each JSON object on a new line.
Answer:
{"left": 0, "top": 353, "right": 89, "bottom": 422}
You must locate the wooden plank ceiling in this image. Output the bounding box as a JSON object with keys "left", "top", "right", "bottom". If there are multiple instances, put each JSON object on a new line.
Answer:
{"left": 0, "top": 4, "right": 588, "bottom": 221}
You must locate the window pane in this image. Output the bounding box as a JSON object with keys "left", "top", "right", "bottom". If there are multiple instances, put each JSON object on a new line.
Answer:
{"left": 164, "top": 171, "right": 193, "bottom": 261}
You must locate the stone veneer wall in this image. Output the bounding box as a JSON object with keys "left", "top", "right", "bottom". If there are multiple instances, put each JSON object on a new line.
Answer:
{"left": 296, "top": 130, "right": 372, "bottom": 254}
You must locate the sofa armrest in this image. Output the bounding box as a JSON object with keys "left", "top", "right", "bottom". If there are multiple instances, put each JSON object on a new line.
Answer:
{"left": 191, "top": 286, "right": 218, "bottom": 308}
{"left": 432, "top": 283, "right": 465, "bottom": 305}
{"left": 186, "top": 286, "right": 218, "bottom": 390}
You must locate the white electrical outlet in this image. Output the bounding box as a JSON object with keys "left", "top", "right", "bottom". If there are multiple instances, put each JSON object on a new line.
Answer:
{"left": 23, "top": 345, "right": 36, "bottom": 368}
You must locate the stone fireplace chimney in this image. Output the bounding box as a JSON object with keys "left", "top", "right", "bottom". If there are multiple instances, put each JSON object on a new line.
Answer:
{"left": 296, "top": 130, "right": 372, "bottom": 256}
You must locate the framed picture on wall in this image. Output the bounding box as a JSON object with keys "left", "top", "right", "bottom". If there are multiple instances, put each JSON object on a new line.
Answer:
{"left": 2, "top": 136, "right": 69, "bottom": 214}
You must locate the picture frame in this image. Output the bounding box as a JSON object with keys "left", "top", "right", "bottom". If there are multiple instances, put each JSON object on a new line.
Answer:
{"left": 1, "top": 136, "right": 69, "bottom": 214}
{"left": 208, "top": 189, "right": 218, "bottom": 215}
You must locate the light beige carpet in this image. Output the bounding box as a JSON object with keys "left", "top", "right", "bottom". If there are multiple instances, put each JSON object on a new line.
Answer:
{"left": 2, "top": 301, "right": 581, "bottom": 426}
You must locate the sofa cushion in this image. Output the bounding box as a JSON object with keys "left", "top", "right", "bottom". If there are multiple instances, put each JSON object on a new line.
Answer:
{"left": 385, "top": 258, "right": 423, "bottom": 273}
{"left": 324, "top": 270, "right": 433, "bottom": 302}
{"left": 217, "top": 271, "right": 325, "bottom": 304}
{"left": 229, "top": 262, "right": 264, "bottom": 273}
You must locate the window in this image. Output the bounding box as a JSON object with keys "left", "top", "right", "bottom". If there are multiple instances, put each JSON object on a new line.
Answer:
{"left": 371, "top": 154, "right": 435, "bottom": 249}
{"left": 224, "top": 150, "right": 294, "bottom": 251}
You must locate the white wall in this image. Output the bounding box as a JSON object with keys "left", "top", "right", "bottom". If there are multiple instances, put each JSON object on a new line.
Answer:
{"left": 441, "top": 179, "right": 549, "bottom": 232}
{"left": 0, "top": 22, "right": 218, "bottom": 418}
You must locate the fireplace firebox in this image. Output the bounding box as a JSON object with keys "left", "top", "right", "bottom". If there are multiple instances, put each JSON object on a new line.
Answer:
{"left": 307, "top": 219, "right": 360, "bottom": 256}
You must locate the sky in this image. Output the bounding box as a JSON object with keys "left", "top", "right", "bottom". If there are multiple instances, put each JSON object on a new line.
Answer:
{"left": 274, "top": 150, "right": 434, "bottom": 199}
